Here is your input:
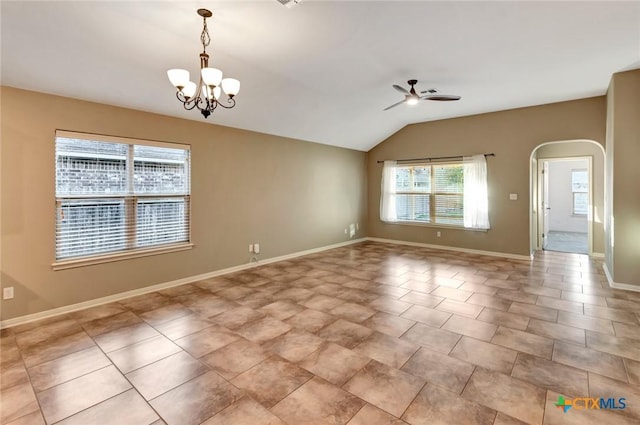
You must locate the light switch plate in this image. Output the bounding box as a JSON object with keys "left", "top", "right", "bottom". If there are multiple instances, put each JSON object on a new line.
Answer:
{"left": 3, "top": 287, "right": 14, "bottom": 300}
{"left": 509, "top": 193, "right": 518, "bottom": 200}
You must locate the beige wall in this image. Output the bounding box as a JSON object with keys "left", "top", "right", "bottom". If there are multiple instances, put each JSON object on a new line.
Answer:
{"left": 1, "top": 87, "right": 368, "bottom": 320}
{"left": 535, "top": 142, "right": 605, "bottom": 254}
{"left": 367, "top": 97, "right": 606, "bottom": 256}
{"left": 607, "top": 70, "right": 640, "bottom": 286}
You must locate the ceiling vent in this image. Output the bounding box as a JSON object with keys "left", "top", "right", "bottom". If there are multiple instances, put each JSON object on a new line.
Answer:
{"left": 276, "top": 0, "right": 301, "bottom": 8}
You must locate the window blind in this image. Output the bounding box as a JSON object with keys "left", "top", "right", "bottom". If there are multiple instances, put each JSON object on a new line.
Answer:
{"left": 55, "top": 132, "right": 191, "bottom": 261}
{"left": 393, "top": 163, "right": 464, "bottom": 226}
{"left": 571, "top": 169, "right": 588, "bottom": 216}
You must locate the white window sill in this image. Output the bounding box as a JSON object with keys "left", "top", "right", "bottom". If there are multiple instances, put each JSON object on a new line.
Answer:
{"left": 381, "top": 220, "right": 489, "bottom": 232}
{"left": 52, "top": 243, "right": 194, "bottom": 271}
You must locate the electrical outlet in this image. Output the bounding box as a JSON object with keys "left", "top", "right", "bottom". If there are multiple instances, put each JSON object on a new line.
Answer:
{"left": 248, "top": 244, "right": 254, "bottom": 253}
{"left": 254, "top": 243, "right": 260, "bottom": 254}
{"left": 3, "top": 287, "right": 14, "bottom": 300}
{"left": 436, "top": 231, "right": 441, "bottom": 238}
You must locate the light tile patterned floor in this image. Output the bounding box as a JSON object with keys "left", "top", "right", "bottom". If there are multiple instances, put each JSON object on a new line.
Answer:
{"left": 545, "top": 231, "right": 588, "bottom": 255}
{"left": 2, "top": 241, "right": 640, "bottom": 425}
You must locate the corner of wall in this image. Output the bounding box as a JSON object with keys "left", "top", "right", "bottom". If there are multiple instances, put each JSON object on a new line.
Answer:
{"left": 604, "top": 78, "right": 614, "bottom": 278}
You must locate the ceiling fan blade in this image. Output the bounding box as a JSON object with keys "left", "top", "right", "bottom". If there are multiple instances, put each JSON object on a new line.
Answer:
{"left": 421, "top": 94, "right": 461, "bottom": 101}
{"left": 383, "top": 100, "right": 406, "bottom": 111}
{"left": 393, "top": 85, "right": 410, "bottom": 94}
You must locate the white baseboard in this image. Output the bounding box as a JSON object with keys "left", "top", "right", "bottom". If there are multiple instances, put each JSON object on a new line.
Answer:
{"left": 366, "top": 237, "right": 533, "bottom": 261}
{"left": 1, "top": 238, "right": 367, "bottom": 329}
{"left": 603, "top": 263, "right": 640, "bottom": 293}
{"left": 257, "top": 238, "right": 366, "bottom": 265}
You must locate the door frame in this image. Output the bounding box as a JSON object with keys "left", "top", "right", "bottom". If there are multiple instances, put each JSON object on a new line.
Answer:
{"left": 539, "top": 160, "right": 549, "bottom": 250}
{"left": 536, "top": 156, "right": 593, "bottom": 255}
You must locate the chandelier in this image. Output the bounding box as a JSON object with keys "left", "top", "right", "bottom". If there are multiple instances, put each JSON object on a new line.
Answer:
{"left": 167, "top": 9, "right": 240, "bottom": 119}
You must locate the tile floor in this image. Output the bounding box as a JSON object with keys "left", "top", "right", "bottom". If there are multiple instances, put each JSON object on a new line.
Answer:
{"left": 1, "top": 241, "right": 640, "bottom": 425}
{"left": 545, "top": 231, "right": 588, "bottom": 255}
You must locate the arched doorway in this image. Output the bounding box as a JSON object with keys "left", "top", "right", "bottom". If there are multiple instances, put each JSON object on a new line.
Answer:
{"left": 529, "top": 140, "right": 605, "bottom": 256}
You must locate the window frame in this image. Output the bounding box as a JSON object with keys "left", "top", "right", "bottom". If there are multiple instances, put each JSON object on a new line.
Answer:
{"left": 394, "top": 162, "right": 465, "bottom": 228}
{"left": 52, "top": 130, "right": 193, "bottom": 270}
{"left": 572, "top": 193, "right": 588, "bottom": 216}
{"left": 571, "top": 168, "right": 588, "bottom": 216}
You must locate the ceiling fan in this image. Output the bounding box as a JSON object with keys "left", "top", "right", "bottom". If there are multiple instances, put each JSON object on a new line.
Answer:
{"left": 384, "top": 79, "right": 461, "bottom": 111}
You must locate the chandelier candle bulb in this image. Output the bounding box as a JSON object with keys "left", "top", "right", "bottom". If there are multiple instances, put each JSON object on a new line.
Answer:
{"left": 167, "top": 8, "right": 240, "bottom": 118}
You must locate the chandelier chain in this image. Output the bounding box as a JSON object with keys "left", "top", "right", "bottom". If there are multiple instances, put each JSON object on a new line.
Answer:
{"left": 200, "top": 17, "right": 211, "bottom": 53}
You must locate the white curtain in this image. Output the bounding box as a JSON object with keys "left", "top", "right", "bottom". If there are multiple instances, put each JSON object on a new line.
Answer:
{"left": 380, "top": 160, "right": 398, "bottom": 222}
{"left": 463, "top": 154, "right": 490, "bottom": 229}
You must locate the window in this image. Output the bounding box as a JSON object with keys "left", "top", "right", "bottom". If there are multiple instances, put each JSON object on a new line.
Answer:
{"left": 55, "top": 131, "right": 191, "bottom": 266}
{"left": 394, "top": 164, "right": 464, "bottom": 225}
{"left": 380, "top": 155, "right": 489, "bottom": 229}
{"left": 571, "top": 169, "right": 588, "bottom": 216}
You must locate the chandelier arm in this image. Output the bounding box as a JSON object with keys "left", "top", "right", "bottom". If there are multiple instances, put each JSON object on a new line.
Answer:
{"left": 175, "top": 91, "right": 200, "bottom": 111}
{"left": 213, "top": 97, "right": 237, "bottom": 109}
{"left": 183, "top": 101, "right": 199, "bottom": 111}
{"left": 199, "top": 96, "right": 216, "bottom": 119}
{"left": 195, "top": 96, "right": 211, "bottom": 113}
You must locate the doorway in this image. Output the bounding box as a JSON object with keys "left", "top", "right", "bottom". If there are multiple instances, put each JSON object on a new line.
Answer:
{"left": 529, "top": 140, "right": 605, "bottom": 257}
{"left": 538, "top": 157, "right": 591, "bottom": 254}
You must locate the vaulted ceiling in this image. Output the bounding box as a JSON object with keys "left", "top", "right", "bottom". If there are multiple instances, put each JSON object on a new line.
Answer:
{"left": 2, "top": 1, "right": 639, "bottom": 151}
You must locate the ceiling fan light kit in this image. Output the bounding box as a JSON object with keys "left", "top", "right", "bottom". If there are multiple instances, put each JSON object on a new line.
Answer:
{"left": 276, "top": 0, "right": 302, "bottom": 8}
{"left": 167, "top": 9, "right": 240, "bottom": 119}
{"left": 384, "top": 79, "right": 461, "bottom": 111}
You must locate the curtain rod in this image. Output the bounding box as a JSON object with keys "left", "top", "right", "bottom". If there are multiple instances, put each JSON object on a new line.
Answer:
{"left": 376, "top": 153, "right": 495, "bottom": 164}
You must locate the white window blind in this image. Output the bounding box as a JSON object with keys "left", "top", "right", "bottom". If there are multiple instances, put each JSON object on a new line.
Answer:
{"left": 393, "top": 163, "right": 464, "bottom": 225}
{"left": 380, "top": 156, "right": 489, "bottom": 230}
{"left": 571, "top": 169, "right": 588, "bottom": 216}
{"left": 55, "top": 132, "right": 191, "bottom": 261}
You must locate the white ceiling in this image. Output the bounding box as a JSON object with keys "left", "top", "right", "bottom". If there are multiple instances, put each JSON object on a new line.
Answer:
{"left": 2, "top": 1, "right": 639, "bottom": 151}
